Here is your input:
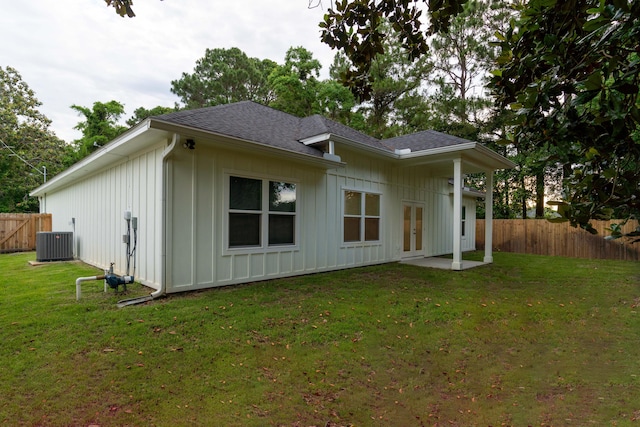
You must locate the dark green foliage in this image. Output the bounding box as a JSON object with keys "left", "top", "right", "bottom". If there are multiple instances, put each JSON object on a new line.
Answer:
{"left": 171, "top": 47, "right": 277, "bottom": 109}
{"left": 126, "top": 105, "right": 175, "bottom": 127}
{"left": 492, "top": 0, "right": 640, "bottom": 237}
{"left": 70, "top": 100, "right": 128, "bottom": 160}
{"left": 0, "top": 66, "right": 70, "bottom": 212}
{"left": 320, "top": 0, "right": 468, "bottom": 101}
{"left": 268, "top": 47, "right": 324, "bottom": 117}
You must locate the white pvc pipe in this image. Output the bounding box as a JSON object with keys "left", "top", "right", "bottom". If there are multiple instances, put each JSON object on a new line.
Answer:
{"left": 76, "top": 275, "right": 106, "bottom": 301}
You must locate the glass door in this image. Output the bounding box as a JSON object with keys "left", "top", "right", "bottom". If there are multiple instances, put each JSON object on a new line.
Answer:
{"left": 402, "top": 202, "right": 424, "bottom": 257}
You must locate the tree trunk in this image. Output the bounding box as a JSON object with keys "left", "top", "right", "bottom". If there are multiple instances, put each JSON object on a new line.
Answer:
{"left": 535, "top": 170, "right": 545, "bottom": 218}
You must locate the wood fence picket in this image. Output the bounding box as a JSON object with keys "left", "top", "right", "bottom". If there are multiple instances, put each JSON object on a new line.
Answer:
{"left": 476, "top": 219, "right": 640, "bottom": 261}
{"left": 0, "top": 213, "right": 52, "bottom": 253}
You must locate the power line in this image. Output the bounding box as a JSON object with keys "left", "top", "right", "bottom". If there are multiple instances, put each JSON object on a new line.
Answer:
{"left": 0, "top": 138, "right": 47, "bottom": 182}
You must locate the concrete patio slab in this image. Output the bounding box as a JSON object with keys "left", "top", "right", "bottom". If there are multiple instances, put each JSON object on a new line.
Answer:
{"left": 400, "top": 257, "right": 488, "bottom": 270}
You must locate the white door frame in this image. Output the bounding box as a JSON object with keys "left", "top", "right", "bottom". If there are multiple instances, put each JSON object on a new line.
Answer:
{"left": 402, "top": 201, "right": 425, "bottom": 258}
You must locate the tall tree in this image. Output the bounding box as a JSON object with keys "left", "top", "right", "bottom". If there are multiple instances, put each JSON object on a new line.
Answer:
{"left": 0, "top": 66, "right": 69, "bottom": 212}
{"left": 492, "top": 0, "right": 640, "bottom": 237}
{"left": 70, "top": 100, "right": 127, "bottom": 159}
{"left": 126, "top": 105, "right": 175, "bottom": 127}
{"left": 359, "top": 21, "right": 434, "bottom": 138}
{"left": 321, "top": 0, "right": 468, "bottom": 101}
{"left": 269, "top": 47, "right": 323, "bottom": 117}
{"left": 429, "top": 0, "right": 496, "bottom": 123}
{"left": 322, "top": 0, "right": 639, "bottom": 239}
{"left": 269, "top": 46, "right": 357, "bottom": 123}
{"left": 171, "top": 47, "right": 277, "bottom": 109}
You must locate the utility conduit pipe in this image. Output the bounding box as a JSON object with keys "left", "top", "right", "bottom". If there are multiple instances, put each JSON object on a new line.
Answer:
{"left": 76, "top": 275, "right": 106, "bottom": 301}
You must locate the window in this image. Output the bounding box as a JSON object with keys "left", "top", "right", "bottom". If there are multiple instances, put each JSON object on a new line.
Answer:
{"left": 228, "top": 176, "right": 296, "bottom": 249}
{"left": 461, "top": 205, "right": 466, "bottom": 237}
{"left": 343, "top": 190, "right": 380, "bottom": 243}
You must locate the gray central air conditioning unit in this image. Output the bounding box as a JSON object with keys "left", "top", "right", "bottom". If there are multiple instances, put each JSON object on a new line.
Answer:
{"left": 36, "top": 232, "right": 73, "bottom": 262}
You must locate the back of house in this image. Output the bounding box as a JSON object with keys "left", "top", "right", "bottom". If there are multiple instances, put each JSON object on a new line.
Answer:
{"left": 30, "top": 101, "right": 513, "bottom": 295}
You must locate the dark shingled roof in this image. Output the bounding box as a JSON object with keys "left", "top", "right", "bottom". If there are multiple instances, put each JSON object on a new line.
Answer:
{"left": 154, "top": 101, "right": 323, "bottom": 157}
{"left": 383, "top": 130, "right": 474, "bottom": 151}
{"left": 153, "top": 101, "right": 475, "bottom": 157}
{"left": 299, "top": 115, "right": 389, "bottom": 151}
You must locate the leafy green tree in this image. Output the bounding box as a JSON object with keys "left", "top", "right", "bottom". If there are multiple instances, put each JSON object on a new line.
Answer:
{"left": 362, "top": 22, "right": 434, "bottom": 138}
{"left": 316, "top": 80, "right": 358, "bottom": 125}
{"left": 322, "top": 0, "right": 639, "bottom": 239}
{"left": 269, "top": 47, "right": 323, "bottom": 117}
{"left": 0, "top": 66, "right": 69, "bottom": 212}
{"left": 126, "top": 106, "right": 175, "bottom": 127}
{"left": 429, "top": 1, "right": 496, "bottom": 122}
{"left": 269, "top": 47, "right": 358, "bottom": 124}
{"left": 492, "top": 0, "right": 640, "bottom": 238}
{"left": 171, "top": 47, "right": 277, "bottom": 109}
{"left": 321, "top": 0, "right": 469, "bottom": 101}
{"left": 70, "top": 100, "right": 127, "bottom": 160}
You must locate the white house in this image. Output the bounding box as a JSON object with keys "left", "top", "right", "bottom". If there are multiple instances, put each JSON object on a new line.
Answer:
{"left": 30, "top": 101, "right": 514, "bottom": 297}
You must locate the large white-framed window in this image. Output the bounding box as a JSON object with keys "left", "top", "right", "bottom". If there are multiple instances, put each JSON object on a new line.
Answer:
{"left": 343, "top": 189, "right": 381, "bottom": 244}
{"left": 227, "top": 174, "right": 297, "bottom": 250}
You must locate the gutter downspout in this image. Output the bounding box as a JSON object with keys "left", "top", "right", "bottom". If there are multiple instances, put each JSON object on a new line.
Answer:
{"left": 151, "top": 133, "right": 179, "bottom": 299}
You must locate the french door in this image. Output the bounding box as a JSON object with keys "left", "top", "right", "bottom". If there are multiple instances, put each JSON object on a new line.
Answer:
{"left": 402, "top": 202, "right": 424, "bottom": 258}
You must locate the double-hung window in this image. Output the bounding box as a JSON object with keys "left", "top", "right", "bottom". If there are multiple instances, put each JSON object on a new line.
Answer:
{"left": 343, "top": 190, "right": 380, "bottom": 243}
{"left": 228, "top": 176, "right": 297, "bottom": 249}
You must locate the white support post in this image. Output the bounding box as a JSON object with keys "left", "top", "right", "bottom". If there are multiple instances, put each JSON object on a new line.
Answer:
{"left": 484, "top": 170, "right": 494, "bottom": 263}
{"left": 452, "top": 158, "right": 463, "bottom": 271}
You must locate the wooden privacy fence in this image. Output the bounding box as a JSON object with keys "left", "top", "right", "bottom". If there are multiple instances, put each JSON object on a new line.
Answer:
{"left": 0, "top": 213, "right": 52, "bottom": 253}
{"left": 476, "top": 219, "right": 640, "bottom": 261}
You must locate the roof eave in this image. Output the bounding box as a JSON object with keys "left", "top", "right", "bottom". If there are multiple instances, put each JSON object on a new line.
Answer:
{"left": 30, "top": 120, "right": 158, "bottom": 197}
{"left": 149, "top": 119, "right": 345, "bottom": 169}
{"left": 398, "top": 142, "right": 515, "bottom": 170}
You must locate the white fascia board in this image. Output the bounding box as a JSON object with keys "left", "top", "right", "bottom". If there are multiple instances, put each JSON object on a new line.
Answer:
{"left": 468, "top": 143, "right": 516, "bottom": 169}
{"left": 398, "top": 142, "right": 515, "bottom": 170}
{"left": 396, "top": 142, "right": 478, "bottom": 159}
{"left": 30, "top": 120, "right": 156, "bottom": 197}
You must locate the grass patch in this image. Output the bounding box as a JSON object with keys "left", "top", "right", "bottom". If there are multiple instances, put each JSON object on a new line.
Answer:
{"left": 1, "top": 252, "right": 639, "bottom": 426}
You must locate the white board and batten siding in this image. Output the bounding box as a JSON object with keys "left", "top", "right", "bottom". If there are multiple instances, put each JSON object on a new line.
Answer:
{"left": 386, "top": 159, "right": 477, "bottom": 257}
{"left": 39, "top": 132, "right": 479, "bottom": 295}
{"left": 39, "top": 143, "right": 165, "bottom": 290}
{"left": 166, "top": 141, "right": 477, "bottom": 293}
{"left": 166, "top": 144, "right": 393, "bottom": 293}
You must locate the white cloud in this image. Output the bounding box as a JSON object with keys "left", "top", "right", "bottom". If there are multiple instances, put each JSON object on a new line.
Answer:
{"left": 0, "top": 0, "right": 336, "bottom": 142}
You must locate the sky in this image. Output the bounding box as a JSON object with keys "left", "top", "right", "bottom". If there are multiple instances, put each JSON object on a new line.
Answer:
{"left": 1, "top": 0, "right": 336, "bottom": 142}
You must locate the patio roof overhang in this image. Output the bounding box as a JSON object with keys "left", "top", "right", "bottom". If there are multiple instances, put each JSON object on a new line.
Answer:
{"left": 394, "top": 142, "right": 515, "bottom": 175}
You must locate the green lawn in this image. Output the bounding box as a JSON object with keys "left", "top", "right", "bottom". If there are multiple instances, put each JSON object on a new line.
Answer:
{"left": 1, "top": 251, "right": 639, "bottom": 426}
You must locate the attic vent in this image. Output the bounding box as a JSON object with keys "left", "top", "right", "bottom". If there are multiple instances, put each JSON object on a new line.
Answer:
{"left": 36, "top": 232, "right": 73, "bottom": 262}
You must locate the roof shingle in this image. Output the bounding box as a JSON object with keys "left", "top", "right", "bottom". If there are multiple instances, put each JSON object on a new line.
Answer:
{"left": 153, "top": 101, "right": 476, "bottom": 156}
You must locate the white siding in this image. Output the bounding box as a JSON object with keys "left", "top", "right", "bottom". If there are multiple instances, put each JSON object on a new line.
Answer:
{"left": 165, "top": 142, "right": 477, "bottom": 293}
{"left": 41, "top": 143, "right": 165, "bottom": 289}
{"left": 41, "top": 134, "right": 480, "bottom": 295}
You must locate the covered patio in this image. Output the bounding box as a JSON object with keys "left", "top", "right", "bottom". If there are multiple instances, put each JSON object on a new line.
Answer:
{"left": 393, "top": 143, "right": 515, "bottom": 270}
